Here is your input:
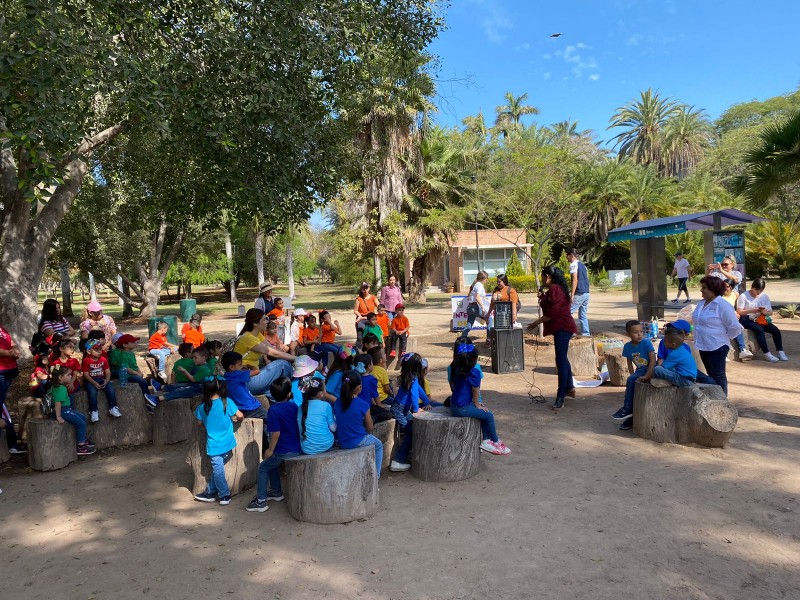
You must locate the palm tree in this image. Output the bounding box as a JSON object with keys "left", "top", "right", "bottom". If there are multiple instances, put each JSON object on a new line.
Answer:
{"left": 572, "top": 158, "right": 633, "bottom": 242}
{"left": 734, "top": 110, "right": 800, "bottom": 209}
{"left": 608, "top": 89, "right": 681, "bottom": 169}
{"left": 494, "top": 92, "right": 539, "bottom": 138}
{"left": 662, "top": 106, "right": 716, "bottom": 178}
{"left": 462, "top": 110, "right": 490, "bottom": 142}
{"left": 748, "top": 219, "right": 800, "bottom": 277}
{"left": 616, "top": 164, "right": 673, "bottom": 223}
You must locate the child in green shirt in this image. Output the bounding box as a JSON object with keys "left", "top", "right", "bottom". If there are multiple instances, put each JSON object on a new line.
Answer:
{"left": 51, "top": 366, "right": 96, "bottom": 456}
{"left": 109, "top": 334, "right": 159, "bottom": 407}
{"left": 363, "top": 312, "right": 384, "bottom": 346}
{"left": 158, "top": 345, "right": 213, "bottom": 401}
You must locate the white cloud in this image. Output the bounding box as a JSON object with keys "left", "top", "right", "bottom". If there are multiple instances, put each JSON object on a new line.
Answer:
{"left": 480, "top": 7, "right": 513, "bottom": 43}
{"left": 626, "top": 34, "right": 643, "bottom": 46}
{"left": 543, "top": 72, "right": 551, "bottom": 80}
{"left": 576, "top": 42, "right": 591, "bottom": 50}
{"left": 589, "top": 74, "right": 600, "bottom": 81}
{"left": 515, "top": 42, "right": 531, "bottom": 52}
{"left": 554, "top": 44, "right": 600, "bottom": 78}
{"left": 543, "top": 53, "right": 552, "bottom": 60}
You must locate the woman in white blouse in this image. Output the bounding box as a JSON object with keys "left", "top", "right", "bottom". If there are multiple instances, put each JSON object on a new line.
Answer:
{"left": 736, "top": 278, "right": 787, "bottom": 363}
{"left": 692, "top": 276, "right": 743, "bottom": 396}
{"left": 461, "top": 270, "right": 490, "bottom": 338}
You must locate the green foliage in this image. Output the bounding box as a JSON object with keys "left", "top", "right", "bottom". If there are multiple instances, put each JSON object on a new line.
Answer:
{"left": 778, "top": 303, "right": 799, "bottom": 319}
{"left": 597, "top": 279, "right": 612, "bottom": 292}
{"left": 507, "top": 275, "right": 538, "bottom": 293}
{"left": 505, "top": 252, "right": 525, "bottom": 277}
{"left": 555, "top": 250, "right": 571, "bottom": 276}
{"left": 590, "top": 267, "right": 608, "bottom": 286}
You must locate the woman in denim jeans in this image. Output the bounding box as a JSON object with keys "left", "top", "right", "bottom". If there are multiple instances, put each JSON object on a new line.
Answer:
{"left": 527, "top": 266, "right": 577, "bottom": 411}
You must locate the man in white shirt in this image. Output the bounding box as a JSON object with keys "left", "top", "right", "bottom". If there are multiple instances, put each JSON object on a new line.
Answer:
{"left": 567, "top": 248, "right": 591, "bottom": 336}
{"left": 671, "top": 251, "right": 693, "bottom": 304}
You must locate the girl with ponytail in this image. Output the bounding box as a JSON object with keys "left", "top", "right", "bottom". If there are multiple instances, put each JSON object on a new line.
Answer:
{"left": 334, "top": 369, "right": 384, "bottom": 478}
{"left": 297, "top": 377, "right": 336, "bottom": 455}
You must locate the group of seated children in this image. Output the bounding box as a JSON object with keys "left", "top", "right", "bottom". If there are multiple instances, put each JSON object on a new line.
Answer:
{"left": 611, "top": 319, "right": 699, "bottom": 430}
{"left": 192, "top": 334, "right": 512, "bottom": 508}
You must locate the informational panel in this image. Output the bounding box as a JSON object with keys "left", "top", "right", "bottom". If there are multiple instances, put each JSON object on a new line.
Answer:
{"left": 712, "top": 229, "right": 746, "bottom": 289}
{"left": 608, "top": 269, "right": 632, "bottom": 286}
{"left": 451, "top": 295, "right": 492, "bottom": 332}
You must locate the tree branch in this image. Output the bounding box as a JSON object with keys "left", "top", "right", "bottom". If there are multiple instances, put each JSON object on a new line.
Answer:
{"left": 150, "top": 219, "right": 168, "bottom": 276}
{"left": 58, "top": 121, "right": 129, "bottom": 170}
{"left": 157, "top": 229, "right": 185, "bottom": 287}
{"left": 93, "top": 274, "right": 143, "bottom": 308}
{"left": 0, "top": 115, "right": 17, "bottom": 213}
{"left": 118, "top": 269, "right": 144, "bottom": 300}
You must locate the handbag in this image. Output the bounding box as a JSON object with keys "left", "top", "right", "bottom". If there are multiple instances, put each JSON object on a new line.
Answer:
{"left": 755, "top": 313, "right": 772, "bottom": 326}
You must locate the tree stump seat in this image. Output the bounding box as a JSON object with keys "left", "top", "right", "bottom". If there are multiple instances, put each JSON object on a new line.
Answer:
{"left": 186, "top": 418, "right": 264, "bottom": 497}
{"left": 71, "top": 386, "right": 152, "bottom": 450}
{"left": 603, "top": 349, "right": 629, "bottom": 387}
{"left": 0, "top": 429, "right": 10, "bottom": 464}
{"left": 153, "top": 397, "right": 194, "bottom": 445}
{"left": 411, "top": 406, "right": 481, "bottom": 482}
{"left": 632, "top": 382, "right": 737, "bottom": 448}
{"left": 734, "top": 329, "right": 765, "bottom": 361}
{"left": 372, "top": 418, "right": 397, "bottom": 470}
{"left": 26, "top": 418, "right": 77, "bottom": 471}
{"left": 284, "top": 446, "right": 379, "bottom": 524}
{"left": 568, "top": 336, "right": 599, "bottom": 377}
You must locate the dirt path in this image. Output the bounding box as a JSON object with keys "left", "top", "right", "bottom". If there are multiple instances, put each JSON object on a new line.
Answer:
{"left": 2, "top": 289, "right": 799, "bottom": 599}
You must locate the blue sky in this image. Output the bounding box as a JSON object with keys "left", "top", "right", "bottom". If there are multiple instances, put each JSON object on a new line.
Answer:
{"left": 429, "top": 0, "right": 800, "bottom": 142}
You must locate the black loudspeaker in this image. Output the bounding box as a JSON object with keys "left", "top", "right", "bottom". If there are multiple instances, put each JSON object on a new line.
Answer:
{"left": 491, "top": 328, "right": 524, "bottom": 374}
{"left": 494, "top": 301, "right": 513, "bottom": 329}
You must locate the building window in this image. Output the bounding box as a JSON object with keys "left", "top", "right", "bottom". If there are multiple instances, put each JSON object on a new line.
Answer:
{"left": 462, "top": 248, "right": 527, "bottom": 287}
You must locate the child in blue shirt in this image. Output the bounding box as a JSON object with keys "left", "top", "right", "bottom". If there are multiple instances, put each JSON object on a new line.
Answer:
{"left": 353, "top": 353, "right": 393, "bottom": 423}
{"left": 334, "top": 370, "right": 383, "bottom": 478}
{"left": 640, "top": 329, "right": 697, "bottom": 387}
{"left": 449, "top": 343, "right": 511, "bottom": 455}
{"left": 246, "top": 377, "right": 301, "bottom": 513}
{"left": 297, "top": 376, "right": 336, "bottom": 455}
{"left": 612, "top": 320, "right": 656, "bottom": 428}
{"left": 193, "top": 376, "right": 243, "bottom": 505}
{"left": 655, "top": 321, "right": 716, "bottom": 386}
{"left": 390, "top": 353, "right": 432, "bottom": 472}
{"left": 222, "top": 351, "right": 269, "bottom": 438}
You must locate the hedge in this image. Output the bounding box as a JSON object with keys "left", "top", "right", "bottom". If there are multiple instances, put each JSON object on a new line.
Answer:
{"left": 508, "top": 275, "right": 538, "bottom": 293}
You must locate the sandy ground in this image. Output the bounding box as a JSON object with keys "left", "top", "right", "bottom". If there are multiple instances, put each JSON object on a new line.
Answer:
{"left": 2, "top": 286, "right": 799, "bottom": 600}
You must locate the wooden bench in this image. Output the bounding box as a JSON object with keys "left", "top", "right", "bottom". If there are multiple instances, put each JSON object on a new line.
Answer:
{"left": 284, "top": 446, "right": 379, "bottom": 524}
{"left": 411, "top": 406, "right": 481, "bottom": 482}
{"left": 26, "top": 418, "right": 77, "bottom": 471}
{"left": 633, "top": 382, "right": 737, "bottom": 448}
{"left": 0, "top": 429, "right": 10, "bottom": 464}
{"left": 71, "top": 386, "right": 153, "bottom": 450}
{"left": 185, "top": 418, "right": 264, "bottom": 497}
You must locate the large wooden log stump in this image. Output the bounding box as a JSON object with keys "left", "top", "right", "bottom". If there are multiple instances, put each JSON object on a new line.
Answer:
{"left": 15, "top": 397, "right": 43, "bottom": 443}
{"left": 411, "top": 406, "right": 481, "bottom": 482}
{"left": 0, "top": 429, "right": 10, "bottom": 463}
{"left": 567, "top": 335, "right": 599, "bottom": 377}
{"left": 153, "top": 397, "right": 194, "bottom": 445}
{"left": 72, "top": 386, "right": 152, "bottom": 450}
{"left": 739, "top": 329, "right": 765, "bottom": 361}
{"left": 604, "top": 350, "right": 629, "bottom": 387}
{"left": 633, "top": 382, "right": 737, "bottom": 448}
{"left": 284, "top": 446, "right": 378, "bottom": 524}
{"left": 186, "top": 418, "right": 263, "bottom": 496}
{"left": 372, "top": 418, "right": 397, "bottom": 469}
{"left": 26, "top": 418, "right": 77, "bottom": 471}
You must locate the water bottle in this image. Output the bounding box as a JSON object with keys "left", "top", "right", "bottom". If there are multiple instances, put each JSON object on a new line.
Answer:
{"left": 119, "top": 367, "right": 128, "bottom": 388}
{"left": 650, "top": 316, "right": 658, "bottom": 339}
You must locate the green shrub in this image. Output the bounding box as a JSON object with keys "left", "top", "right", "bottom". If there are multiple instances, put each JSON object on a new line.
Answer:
{"left": 590, "top": 267, "right": 609, "bottom": 286}
{"left": 597, "top": 279, "right": 612, "bottom": 292}
{"left": 508, "top": 275, "right": 538, "bottom": 293}
{"left": 556, "top": 250, "right": 570, "bottom": 275}
{"left": 779, "top": 303, "right": 799, "bottom": 319}
{"left": 505, "top": 252, "right": 525, "bottom": 277}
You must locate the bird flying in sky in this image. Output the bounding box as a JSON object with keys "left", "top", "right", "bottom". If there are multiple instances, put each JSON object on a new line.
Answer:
{"left": 550, "top": 33, "right": 563, "bottom": 38}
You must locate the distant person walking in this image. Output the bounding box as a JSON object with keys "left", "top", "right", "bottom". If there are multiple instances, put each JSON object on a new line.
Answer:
{"left": 567, "top": 248, "right": 591, "bottom": 336}
{"left": 671, "top": 251, "right": 693, "bottom": 303}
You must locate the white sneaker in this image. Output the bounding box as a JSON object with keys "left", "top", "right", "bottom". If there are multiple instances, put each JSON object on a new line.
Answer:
{"left": 389, "top": 460, "right": 411, "bottom": 472}
{"left": 494, "top": 440, "right": 512, "bottom": 455}
{"left": 108, "top": 406, "right": 122, "bottom": 418}
{"left": 480, "top": 439, "right": 496, "bottom": 453}
{"left": 90, "top": 411, "right": 100, "bottom": 423}
{"left": 778, "top": 351, "right": 789, "bottom": 361}
{"left": 764, "top": 352, "right": 780, "bottom": 363}
{"left": 8, "top": 447, "right": 26, "bottom": 455}
{"left": 739, "top": 349, "right": 753, "bottom": 360}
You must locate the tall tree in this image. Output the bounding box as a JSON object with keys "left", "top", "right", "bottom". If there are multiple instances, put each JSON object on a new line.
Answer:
{"left": 608, "top": 88, "right": 680, "bottom": 169}
{"left": 662, "top": 106, "right": 716, "bottom": 178}
{"left": 494, "top": 92, "right": 540, "bottom": 138}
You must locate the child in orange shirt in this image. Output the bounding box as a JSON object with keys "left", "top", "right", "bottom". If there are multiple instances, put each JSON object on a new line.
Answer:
{"left": 268, "top": 297, "right": 286, "bottom": 343}
{"left": 376, "top": 304, "right": 391, "bottom": 354}
{"left": 388, "top": 304, "right": 410, "bottom": 358}
{"left": 181, "top": 313, "right": 205, "bottom": 349}
{"left": 317, "top": 310, "right": 342, "bottom": 366}
{"left": 148, "top": 321, "right": 178, "bottom": 378}
{"left": 302, "top": 314, "right": 320, "bottom": 353}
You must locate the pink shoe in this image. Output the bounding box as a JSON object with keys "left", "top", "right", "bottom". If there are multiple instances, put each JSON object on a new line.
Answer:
{"left": 494, "top": 441, "right": 511, "bottom": 455}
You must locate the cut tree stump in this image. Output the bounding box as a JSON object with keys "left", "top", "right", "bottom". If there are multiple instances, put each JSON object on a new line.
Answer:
{"left": 604, "top": 350, "right": 629, "bottom": 387}
{"left": 72, "top": 386, "right": 152, "bottom": 450}
{"left": 567, "top": 336, "right": 599, "bottom": 377}
{"left": 186, "top": 418, "right": 263, "bottom": 496}
{"left": 284, "top": 446, "right": 378, "bottom": 524}
{"left": 411, "top": 406, "right": 481, "bottom": 482}
{"left": 153, "top": 397, "right": 194, "bottom": 446}
{"left": 372, "top": 418, "right": 397, "bottom": 470}
{"left": 0, "top": 429, "right": 10, "bottom": 463}
{"left": 15, "top": 397, "right": 43, "bottom": 443}
{"left": 633, "top": 382, "right": 737, "bottom": 448}
{"left": 738, "top": 329, "right": 765, "bottom": 361}
{"left": 26, "top": 418, "right": 77, "bottom": 471}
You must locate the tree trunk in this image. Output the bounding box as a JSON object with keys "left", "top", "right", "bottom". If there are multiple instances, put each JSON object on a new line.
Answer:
{"left": 286, "top": 230, "right": 295, "bottom": 302}
{"left": 60, "top": 263, "right": 73, "bottom": 316}
{"left": 88, "top": 272, "right": 96, "bottom": 300}
{"left": 185, "top": 282, "right": 192, "bottom": 299}
{"left": 117, "top": 273, "right": 125, "bottom": 306}
{"left": 153, "top": 397, "right": 195, "bottom": 446}
{"left": 567, "top": 335, "right": 599, "bottom": 377}
{"left": 0, "top": 429, "right": 10, "bottom": 464}
{"left": 410, "top": 406, "right": 482, "bottom": 482}
{"left": 26, "top": 419, "right": 77, "bottom": 471}
{"left": 254, "top": 229, "right": 265, "bottom": 285}
{"left": 71, "top": 386, "right": 153, "bottom": 449}
{"left": 373, "top": 249, "right": 382, "bottom": 289}
{"left": 224, "top": 230, "right": 237, "bottom": 303}
{"left": 284, "top": 446, "right": 379, "bottom": 524}
{"left": 604, "top": 350, "right": 630, "bottom": 387}
{"left": 139, "top": 278, "right": 161, "bottom": 318}
{"left": 372, "top": 418, "right": 397, "bottom": 469}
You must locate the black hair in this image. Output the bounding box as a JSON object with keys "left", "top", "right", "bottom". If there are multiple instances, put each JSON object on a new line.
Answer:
{"left": 178, "top": 342, "right": 194, "bottom": 358}
{"left": 355, "top": 353, "right": 373, "bottom": 370}
{"left": 305, "top": 314, "right": 317, "bottom": 326}
{"left": 450, "top": 346, "right": 479, "bottom": 380}
{"left": 319, "top": 310, "right": 330, "bottom": 322}
{"left": 193, "top": 345, "right": 210, "bottom": 360}
{"left": 362, "top": 332, "right": 380, "bottom": 347}
{"left": 242, "top": 308, "right": 265, "bottom": 334}
{"left": 453, "top": 337, "right": 471, "bottom": 361}
{"left": 366, "top": 312, "right": 376, "bottom": 320}
{"left": 625, "top": 320, "right": 641, "bottom": 333}
{"left": 724, "top": 278, "right": 738, "bottom": 288}
{"left": 79, "top": 329, "right": 105, "bottom": 353}
{"left": 299, "top": 376, "right": 325, "bottom": 440}
{"left": 269, "top": 375, "right": 292, "bottom": 403}
{"left": 273, "top": 297, "right": 284, "bottom": 307}
{"left": 497, "top": 273, "right": 509, "bottom": 287}
{"left": 221, "top": 351, "right": 242, "bottom": 371}
{"left": 39, "top": 298, "right": 61, "bottom": 326}
{"left": 358, "top": 282, "right": 370, "bottom": 297}
{"left": 541, "top": 265, "right": 571, "bottom": 302}
{"left": 51, "top": 365, "right": 72, "bottom": 385}
{"left": 367, "top": 346, "right": 384, "bottom": 363}
{"left": 398, "top": 353, "right": 423, "bottom": 391}
{"left": 752, "top": 277, "right": 766, "bottom": 290}
{"left": 340, "top": 369, "right": 363, "bottom": 411}
{"left": 204, "top": 339, "right": 223, "bottom": 354}
{"left": 326, "top": 351, "right": 353, "bottom": 383}
{"left": 55, "top": 336, "right": 75, "bottom": 356}
{"left": 201, "top": 377, "right": 228, "bottom": 416}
